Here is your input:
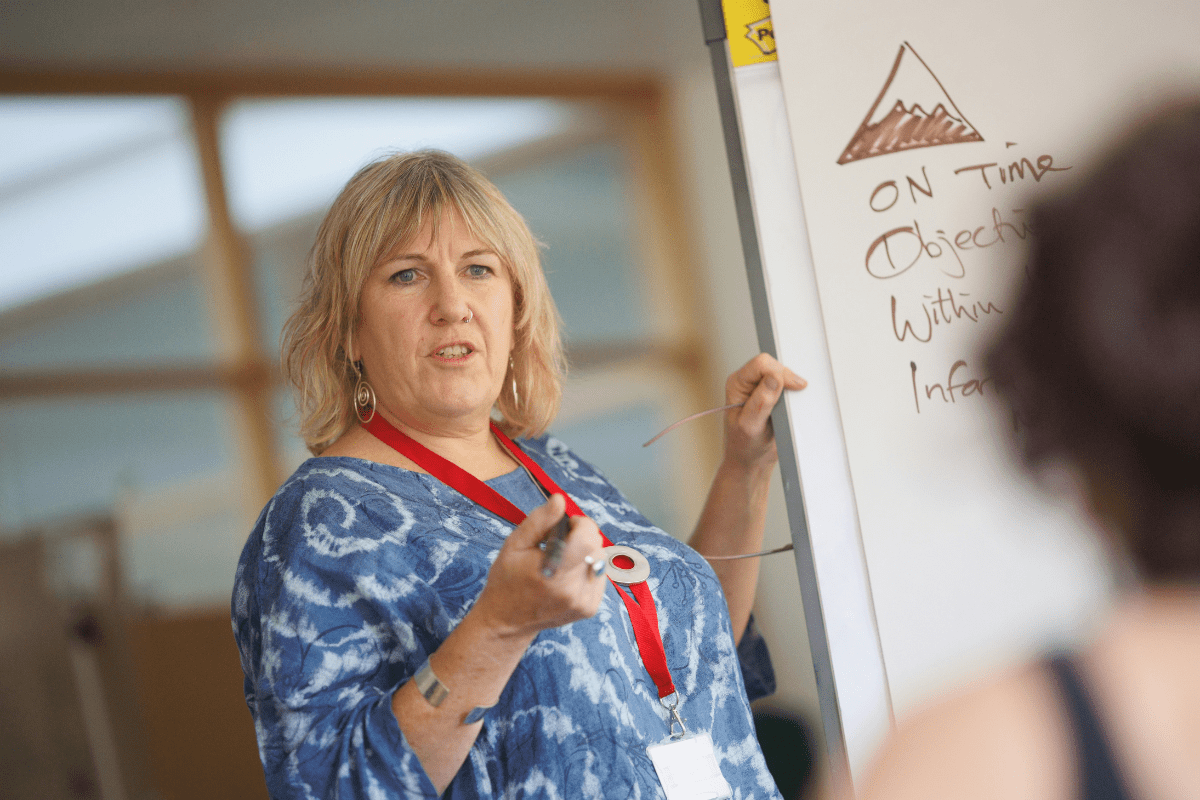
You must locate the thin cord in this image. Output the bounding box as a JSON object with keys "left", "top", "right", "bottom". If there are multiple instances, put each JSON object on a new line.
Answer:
{"left": 703, "top": 543, "right": 794, "bottom": 561}
{"left": 642, "top": 400, "right": 793, "bottom": 561}
{"left": 642, "top": 402, "right": 745, "bottom": 447}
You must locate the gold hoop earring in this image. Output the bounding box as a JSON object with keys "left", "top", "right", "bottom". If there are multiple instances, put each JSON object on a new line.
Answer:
{"left": 352, "top": 360, "right": 376, "bottom": 424}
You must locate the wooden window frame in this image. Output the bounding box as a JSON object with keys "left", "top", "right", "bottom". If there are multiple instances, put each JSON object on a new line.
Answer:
{"left": 0, "top": 66, "right": 722, "bottom": 514}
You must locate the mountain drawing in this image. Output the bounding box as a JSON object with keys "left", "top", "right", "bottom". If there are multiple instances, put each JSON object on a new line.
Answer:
{"left": 837, "top": 42, "right": 983, "bottom": 165}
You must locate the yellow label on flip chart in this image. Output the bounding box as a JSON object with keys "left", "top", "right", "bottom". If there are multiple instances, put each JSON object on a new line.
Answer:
{"left": 722, "top": 0, "right": 776, "bottom": 67}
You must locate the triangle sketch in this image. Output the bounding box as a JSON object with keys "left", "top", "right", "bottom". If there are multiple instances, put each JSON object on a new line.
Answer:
{"left": 838, "top": 42, "right": 983, "bottom": 165}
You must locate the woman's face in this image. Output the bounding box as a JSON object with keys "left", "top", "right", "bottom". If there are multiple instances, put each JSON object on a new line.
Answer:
{"left": 354, "top": 209, "right": 514, "bottom": 435}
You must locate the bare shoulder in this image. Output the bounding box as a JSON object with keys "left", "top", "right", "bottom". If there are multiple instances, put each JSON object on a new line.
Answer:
{"left": 856, "top": 661, "right": 1073, "bottom": 800}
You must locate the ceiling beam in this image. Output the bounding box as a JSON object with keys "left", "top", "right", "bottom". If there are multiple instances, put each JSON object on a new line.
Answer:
{"left": 0, "top": 66, "right": 661, "bottom": 102}
{"left": 0, "top": 362, "right": 274, "bottom": 399}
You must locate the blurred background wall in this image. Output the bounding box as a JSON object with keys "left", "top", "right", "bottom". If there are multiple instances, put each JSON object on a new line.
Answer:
{"left": 0, "top": 2, "right": 819, "bottom": 797}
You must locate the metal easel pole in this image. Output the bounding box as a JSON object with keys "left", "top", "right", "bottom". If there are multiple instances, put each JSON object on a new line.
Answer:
{"left": 696, "top": 0, "right": 853, "bottom": 789}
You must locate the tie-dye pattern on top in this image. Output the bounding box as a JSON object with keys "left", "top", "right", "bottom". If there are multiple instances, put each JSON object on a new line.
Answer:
{"left": 232, "top": 434, "right": 783, "bottom": 799}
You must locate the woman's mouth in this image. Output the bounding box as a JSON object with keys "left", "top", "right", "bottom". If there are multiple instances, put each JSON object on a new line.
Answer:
{"left": 436, "top": 344, "right": 472, "bottom": 359}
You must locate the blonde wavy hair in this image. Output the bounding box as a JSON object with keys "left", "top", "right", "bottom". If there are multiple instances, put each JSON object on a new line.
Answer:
{"left": 282, "top": 150, "right": 565, "bottom": 455}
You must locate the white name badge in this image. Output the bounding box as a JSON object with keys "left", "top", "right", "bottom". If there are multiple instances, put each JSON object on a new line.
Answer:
{"left": 646, "top": 732, "right": 733, "bottom": 800}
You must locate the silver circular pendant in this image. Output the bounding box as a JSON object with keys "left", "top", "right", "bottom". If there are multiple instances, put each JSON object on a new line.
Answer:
{"left": 601, "top": 544, "right": 650, "bottom": 585}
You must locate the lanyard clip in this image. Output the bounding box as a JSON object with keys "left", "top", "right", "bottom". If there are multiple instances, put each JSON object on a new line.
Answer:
{"left": 661, "top": 692, "right": 688, "bottom": 740}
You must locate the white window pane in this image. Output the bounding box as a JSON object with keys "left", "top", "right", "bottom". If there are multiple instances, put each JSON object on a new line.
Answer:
{"left": 0, "top": 96, "right": 181, "bottom": 187}
{"left": 220, "top": 97, "right": 576, "bottom": 231}
{"left": 493, "top": 142, "right": 650, "bottom": 342}
{"left": 0, "top": 96, "right": 207, "bottom": 311}
{"left": 0, "top": 394, "right": 233, "bottom": 526}
{"left": 0, "top": 393, "right": 244, "bottom": 608}
{"left": 0, "top": 260, "right": 216, "bottom": 369}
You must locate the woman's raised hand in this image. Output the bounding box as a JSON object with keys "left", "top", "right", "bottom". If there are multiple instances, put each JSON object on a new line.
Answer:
{"left": 474, "top": 493, "right": 607, "bottom": 640}
{"left": 722, "top": 354, "right": 806, "bottom": 474}
{"left": 686, "top": 354, "right": 805, "bottom": 640}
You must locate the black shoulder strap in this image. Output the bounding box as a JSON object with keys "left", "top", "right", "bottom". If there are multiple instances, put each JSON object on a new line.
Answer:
{"left": 1046, "top": 655, "right": 1137, "bottom": 800}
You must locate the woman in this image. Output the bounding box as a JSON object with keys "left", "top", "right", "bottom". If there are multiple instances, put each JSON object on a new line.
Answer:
{"left": 858, "top": 104, "right": 1200, "bottom": 800}
{"left": 232, "top": 149, "right": 805, "bottom": 798}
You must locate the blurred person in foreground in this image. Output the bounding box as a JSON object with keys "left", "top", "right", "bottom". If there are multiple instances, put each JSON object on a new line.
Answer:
{"left": 859, "top": 103, "right": 1200, "bottom": 800}
{"left": 232, "top": 150, "right": 804, "bottom": 798}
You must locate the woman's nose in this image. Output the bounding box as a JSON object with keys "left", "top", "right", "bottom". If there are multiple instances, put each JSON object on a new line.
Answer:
{"left": 429, "top": 276, "right": 470, "bottom": 325}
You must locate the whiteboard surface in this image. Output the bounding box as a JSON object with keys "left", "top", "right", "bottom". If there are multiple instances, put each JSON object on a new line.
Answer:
{"left": 765, "top": 0, "right": 1200, "bottom": 717}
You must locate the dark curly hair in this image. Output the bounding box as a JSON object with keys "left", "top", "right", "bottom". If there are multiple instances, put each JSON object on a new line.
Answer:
{"left": 987, "top": 102, "right": 1200, "bottom": 582}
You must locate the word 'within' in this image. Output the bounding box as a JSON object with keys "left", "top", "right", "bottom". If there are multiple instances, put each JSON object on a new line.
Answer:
{"left": 892, "top": 289, "right": 1002, "bottom": 343}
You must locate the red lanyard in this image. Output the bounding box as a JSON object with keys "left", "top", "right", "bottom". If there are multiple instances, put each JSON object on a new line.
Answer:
{"left": 364, "top": 414, "right": 677, "bottom": 699}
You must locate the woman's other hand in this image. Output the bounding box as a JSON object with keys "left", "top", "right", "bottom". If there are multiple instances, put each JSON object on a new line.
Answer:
{"left": 722, "top": 353, "right": 806, "bottom": 475}
{"left": 474, "top": 494, "right": 607, "bottom": 640}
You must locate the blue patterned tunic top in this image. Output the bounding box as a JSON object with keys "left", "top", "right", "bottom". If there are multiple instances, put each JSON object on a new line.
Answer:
{"left": 232, "top": 433, "right": 782, "bottom": 799}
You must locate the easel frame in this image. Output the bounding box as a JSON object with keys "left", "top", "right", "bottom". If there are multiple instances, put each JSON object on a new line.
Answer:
{"left": 697, "top": 0, "right": 894, "bottom": 788}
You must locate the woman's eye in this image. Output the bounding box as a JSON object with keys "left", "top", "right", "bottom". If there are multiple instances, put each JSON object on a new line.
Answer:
{"left": 391, "top": 268, "right": 417, "bottom": 284}
{"left": 466, "top": 264, "right": 492, "bottom": 278}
